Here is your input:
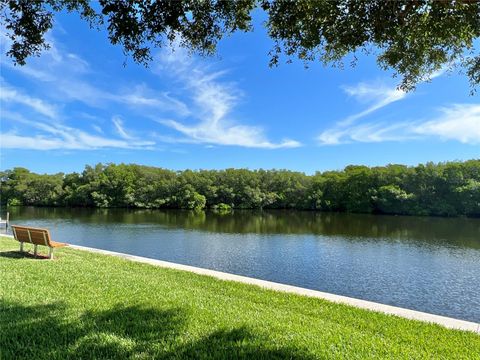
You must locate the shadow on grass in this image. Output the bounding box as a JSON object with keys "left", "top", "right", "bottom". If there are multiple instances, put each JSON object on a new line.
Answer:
{"left": 0, "top": 250, "right": 51, "bottom": 259}
{"left": 0, "top": 250, "right": 26, "bottom": 259}
{"left": 0, "top": 300, "right": 316, "bottom": 359}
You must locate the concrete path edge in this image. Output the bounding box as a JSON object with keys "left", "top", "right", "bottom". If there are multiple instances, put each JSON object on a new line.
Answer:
{"left": 67, "top": 244, "right": 479, "bottom": 334}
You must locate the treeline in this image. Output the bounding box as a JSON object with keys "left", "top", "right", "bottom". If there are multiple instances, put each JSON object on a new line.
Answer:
{"left": 1, "top": 160, "right": 479, "bottom": 217}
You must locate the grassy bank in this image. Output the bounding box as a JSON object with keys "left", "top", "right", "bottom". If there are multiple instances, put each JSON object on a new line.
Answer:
{"left": 0, "top": 237, "right": 478, "bottom": 359}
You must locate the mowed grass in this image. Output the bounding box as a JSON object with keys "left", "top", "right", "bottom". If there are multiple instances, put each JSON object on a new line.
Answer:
{"left": 0, "top": 237, "right": 478, "bottom": 360}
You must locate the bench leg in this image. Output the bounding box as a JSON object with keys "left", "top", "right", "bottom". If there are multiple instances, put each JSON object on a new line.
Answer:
{"left": 48, "top": 247, "right": 53, "bottom": 260}
{"left": 34, "top": 244, "right": 38, "bottom": 257}
{"left": 19, "top": 242, "right": 24, "bottom": 252}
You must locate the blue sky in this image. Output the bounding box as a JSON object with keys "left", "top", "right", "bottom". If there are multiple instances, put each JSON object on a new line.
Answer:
{"left": 1, "top": 11, "right": 479, "bottom": 175}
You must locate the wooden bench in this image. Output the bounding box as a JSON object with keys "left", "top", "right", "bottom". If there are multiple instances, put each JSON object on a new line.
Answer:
{"left": 11, "top": 225, "right": 67, "bottom": 259}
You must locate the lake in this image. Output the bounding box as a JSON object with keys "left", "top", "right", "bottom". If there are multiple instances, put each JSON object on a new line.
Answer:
{"left": 3, "top": 207, "right": 480, "bottom": 322}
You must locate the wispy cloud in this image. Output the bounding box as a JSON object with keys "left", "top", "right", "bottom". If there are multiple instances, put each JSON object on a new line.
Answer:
{"left": 339, "top": 82, "right": 407, "bottom": 126}
{"left": 1, "top": 113, "right": 154, "bottom": 150}
{"left": 1, "top": 33, "right": 189, "bottom": 116}
{"left": 317, "top": 81, "right": 408, "bottom": 145}
{"left": 316, "top": 71, "right": 468, "bottom": 146}
{"left": 318, "top": 104, "right": 480, "bottom": 145}
{"left": 0, "top": 81, "right": 58, "bottom": 119}
{"left": 342, "top": 67, "right": 446, "bottom": 116}
{"left": 1, "top": 131, "right": 153, "bottom": 150}
{"left": 119, "top": 85, "right": 190, "bottom": 116}
{"left": 0, "top": 33, "right": 175, "bottom": 151}
{"left": 317, "top": 122, "right": 417, "bottom": 145}
{"left": 112, "top": 116, "right": 134, "bottom": 140}
{"left": 158, "top": 119, "right": 301, "bottom": 149}
{"left": 92, "top": 124, "right": 104, "bottom": 133}
{"left": 413, "top": 104, "right": 480, "bottom": 144}
{"left": 0, "top": 32, "right": 89, "bottom": 81}
{"left": 2, "top": 32, "right": 300, "bottom": 150}
{"left": 155, "top": 45, "right": 301, "bottom": 149}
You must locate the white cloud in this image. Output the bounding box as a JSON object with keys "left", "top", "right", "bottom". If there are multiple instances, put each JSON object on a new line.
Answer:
{"left": 92, "top": 124, "right": 104, "bottom": 133}
{"left": 1, "top": 123, "right": 154, "bottom": 151}
{"left": 317, "top": 122, "right": 418, "bottom": 145}
{"left": 0, "top": 82, "right": 58, "bottom": 119}
{"left": 1, "top": 111, "right": 154, "bottom": 150}
{"left": 1, "top": 132, "right": 154, "bottom": 150}
{"left": 0, "top": 34, "right": 180, "bottom": 151}
{"left": 318, "top": 104, "right": 480, "bottom": 145}
{"left": 317, "top": 80, "right": 408, "bottom": 144}
{"left": 119, "top": 85, "right": 190, "bottom": 116}
{"left": 413, "top": 104, "right": 480, "bottom": 144}
{"left": 0, "top": 32, "right": 88, "bottom": 81}
{"left": 315, "top": 73, "right": 478, "bottom": 146}
{"left": 155, "top": 46, "right": 301, "bottom": 149}
{"left": 112, "top": 116, "right": 134, "bottom": 140}
{"left": 1, "top": 134, "right": 67, "bottom": 150}
{"left": 159, "top": 119, "right": 301, "bottom": 149}
{"left": 2, "top": 32, "right": 299, "bottom": 150}
{"left": 339, "top": 82, "right": 407, "bottom": 126}
{"left": 2, "top": 33, "right": 189, "bottom": 117}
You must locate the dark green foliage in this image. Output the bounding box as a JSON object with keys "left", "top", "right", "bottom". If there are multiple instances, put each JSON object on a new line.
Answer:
{"left": 263, "top": 0, "right": 480, "bottom": 92}
{"left": 1, "top": 0, "right": 479, "bottom": 91}
{"left": 0, "top": 167, "right": 64, "bottom": 207}
{"left": 373, "top": 185, "right": 415, "bottom": 215}
{"left": 1, "top": 160, "right": 479, "bottom": 217}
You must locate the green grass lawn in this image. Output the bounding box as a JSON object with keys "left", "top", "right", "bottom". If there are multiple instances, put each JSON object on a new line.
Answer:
{"left": 0, "top": 237, "right": 479, "bottom": 359}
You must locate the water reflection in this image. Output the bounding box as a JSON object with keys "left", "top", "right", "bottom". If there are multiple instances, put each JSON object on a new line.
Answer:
{"left": 7, "top": 207, "right": 480, "bottom": 248}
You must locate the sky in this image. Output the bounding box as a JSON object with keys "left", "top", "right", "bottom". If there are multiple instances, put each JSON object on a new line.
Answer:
{"left": 1, "top": 10, "right": 479, "bottom": 175}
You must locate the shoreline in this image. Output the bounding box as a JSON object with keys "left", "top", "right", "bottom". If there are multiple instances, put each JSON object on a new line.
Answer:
{"left": 3, "top": 233, "right": 479, "bottom": 333}
{"left": 68, "top": 243, "right": 480, "bottom": 334}
{"left": 0, "top": 234, "right": 480, "bottom": 334}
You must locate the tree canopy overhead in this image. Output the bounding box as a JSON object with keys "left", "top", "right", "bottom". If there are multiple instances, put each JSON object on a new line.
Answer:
{"left": 1, "top": 0, "right": 479, "bottom": 92}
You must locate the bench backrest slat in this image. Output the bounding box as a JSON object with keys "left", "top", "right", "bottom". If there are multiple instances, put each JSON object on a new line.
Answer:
{"left": 11, "top": 226, "right": 53, "bottom": 247}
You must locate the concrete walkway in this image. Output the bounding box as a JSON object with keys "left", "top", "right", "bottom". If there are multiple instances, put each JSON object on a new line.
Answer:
{"left": 62, "top": 244, "right": 480, "bottom": 334}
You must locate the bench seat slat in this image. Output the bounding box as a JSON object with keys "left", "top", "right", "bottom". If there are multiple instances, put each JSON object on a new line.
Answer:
{"left": 49, "top": 240, "right": 67, "bottom": 248}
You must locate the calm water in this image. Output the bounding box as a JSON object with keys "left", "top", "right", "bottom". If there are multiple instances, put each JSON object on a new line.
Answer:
{"left": 4, "top": 207, "right": 480, "bottom": 322}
